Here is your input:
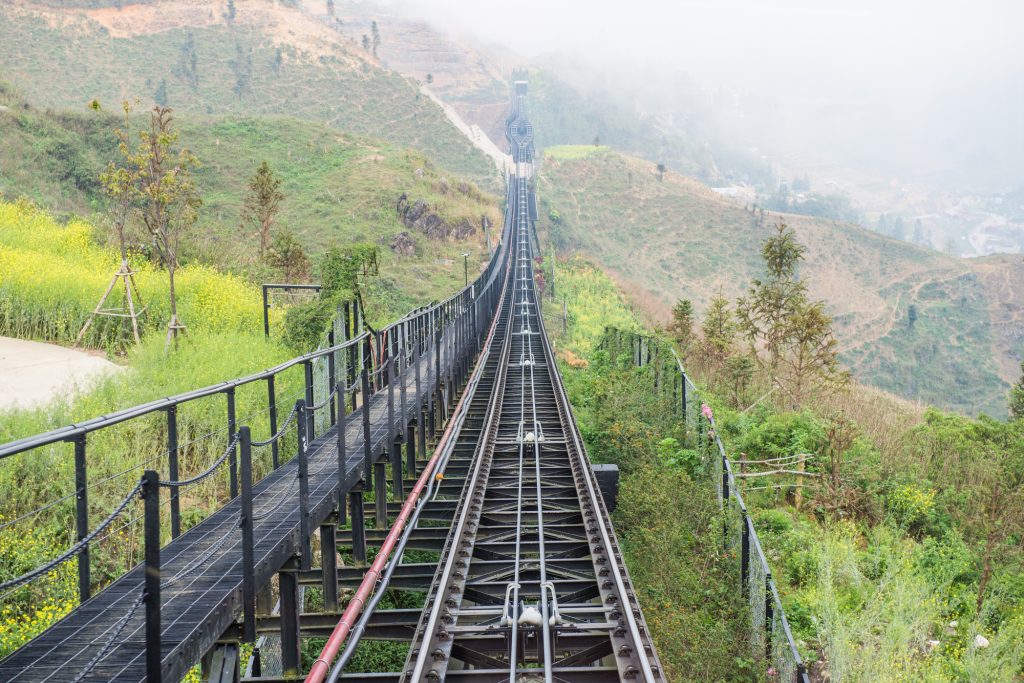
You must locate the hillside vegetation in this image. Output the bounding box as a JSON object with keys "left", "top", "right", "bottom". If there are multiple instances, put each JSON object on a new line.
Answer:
{"left": 0, "top": 84, "right": 501, "bottom": 322}
{"left": 549, "top": 258, "right": 1024, "bottom": 682}
{"left": 536, "top": 148, "right": 1022, "bottom": 417}
{"left": 0, "top": 0, "right": 497, "bottom": 187}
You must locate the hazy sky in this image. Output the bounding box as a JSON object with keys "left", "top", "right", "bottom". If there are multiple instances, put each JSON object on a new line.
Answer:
{"left": 395, "top": 0, "right": 1024, "bottom": 190}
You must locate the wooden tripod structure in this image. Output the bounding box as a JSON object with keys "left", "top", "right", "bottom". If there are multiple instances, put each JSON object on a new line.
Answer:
{"left": 76, "top": 258, "right": 146, "bottom": 346}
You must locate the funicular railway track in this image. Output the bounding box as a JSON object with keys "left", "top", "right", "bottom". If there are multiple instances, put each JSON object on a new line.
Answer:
{"left": 325, "top": 81, "right": 666, "bottom": 682}
{"left": 397, "top": 173, "right": 665, "bottom": 682}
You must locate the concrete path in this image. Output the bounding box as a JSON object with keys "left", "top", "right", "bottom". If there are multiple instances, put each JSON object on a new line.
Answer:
{"left": 0, "top": 336, "right": 121, "bottom": 410}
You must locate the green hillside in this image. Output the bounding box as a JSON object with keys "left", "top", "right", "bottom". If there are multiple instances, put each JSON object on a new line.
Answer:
{"left": 0, "top": 83, "right": 502, "bottom": 323}
{"left": 0, "top": 0, "right": 497, "bottom": 188}
{"left": 536, "top": 148, "right": 1019, "bottom": 417}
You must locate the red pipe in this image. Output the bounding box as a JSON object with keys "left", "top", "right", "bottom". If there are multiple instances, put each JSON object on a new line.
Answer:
{"left": 304, "top": 254, "right": 511, "bottom": 683}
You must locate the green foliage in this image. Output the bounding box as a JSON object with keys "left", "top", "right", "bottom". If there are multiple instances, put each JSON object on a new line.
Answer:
{"left": 1011, "top": 360, "right": 1024, "bottom": 420}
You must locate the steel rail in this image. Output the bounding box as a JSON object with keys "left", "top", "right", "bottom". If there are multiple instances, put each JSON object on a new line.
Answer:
{"left": 536, "top": 291, "right": 660, "bottom": 682}
{"left": 406, "top": 211, "right": 519, "bottom": 683}
{"left": 304, "top": 187, "right": 520, "bottom": 683}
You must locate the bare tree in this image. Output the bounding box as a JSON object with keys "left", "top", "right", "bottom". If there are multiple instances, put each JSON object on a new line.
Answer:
{"left": 127, "top": 106, "right": 201, "bottom": 347}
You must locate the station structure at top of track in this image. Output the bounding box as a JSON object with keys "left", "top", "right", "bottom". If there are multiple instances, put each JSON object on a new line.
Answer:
{"left": 0, "top": 77, "right": 664, "bottom": 683}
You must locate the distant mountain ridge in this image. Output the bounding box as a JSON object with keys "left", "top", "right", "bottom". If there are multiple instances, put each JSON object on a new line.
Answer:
{"left": 536, "top": 147, "right": 1024, "bottom": 418}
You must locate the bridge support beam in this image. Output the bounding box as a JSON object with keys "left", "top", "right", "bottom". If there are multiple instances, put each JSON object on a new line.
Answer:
{"left": 375, "top": 459, "right": 388, "bottom": 528}
{"left": 350, "top": 485, "right": 366, "bottom": 564}
{"left": 279, "top": 558, "right": 302, "bottom": 678}
{"left": 320, "top": 523, "right": 339, "bottom": 612}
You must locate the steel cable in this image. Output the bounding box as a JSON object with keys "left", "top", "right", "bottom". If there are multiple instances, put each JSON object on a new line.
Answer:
{"left": 0, "top": 480, "right": 144, "bottom": 592}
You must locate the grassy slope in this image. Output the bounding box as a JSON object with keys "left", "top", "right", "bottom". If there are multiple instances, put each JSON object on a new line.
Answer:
{"left": 0, "top": 84, "right": 502, "bottom": 323}
{"left": 0, "top": 0, "right": 497, "bottom": 188}
{"left": 536, "top": 149, "right": 1019, "bottom": 417}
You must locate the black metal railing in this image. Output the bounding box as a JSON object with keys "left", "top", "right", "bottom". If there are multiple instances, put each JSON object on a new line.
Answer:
{"left": 599, "top": 328, "right": 810, "bottom": 683}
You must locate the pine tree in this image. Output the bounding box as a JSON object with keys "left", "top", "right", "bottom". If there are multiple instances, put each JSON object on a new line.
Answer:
{"left": 736, "top": 221, "right": 807, "bottom": 374}
{"left": 326, "top": 0, "right": 335, "bottom": 16}
{"left": 371, "top": 21, "right": 381, "bottom": 57}
{"left": 1011, "top": 360, "right": 1024, "bottom": 420}
{"left": 267, "top": 229, "right": 310, "bottom": 282}
{"left": 241, "top": 160, "right": 285, "bottom": 260}
{"left": 154, "top": 79, "right": 168, "bottom": 106}
{"left": 225, "top": 0, "right": 236, "bottom": 21}
{"left": 701, "top": 293, "right": 735, "bottom": 361}
{"left": 667, "top": 299, "right": 695, "bottom": 358}
{"left": 361, "top": 34, "right": 370, "bottom": 52}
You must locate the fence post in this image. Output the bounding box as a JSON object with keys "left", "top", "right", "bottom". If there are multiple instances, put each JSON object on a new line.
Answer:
{"left": 239, "top": 426, "right": 256, "bottom": 643}
{"left": 765, "top": 574, "right": 774, "bottom": 661}
{"left": 73, "top": 434, "right": 90, "bottom": 602}
{"left": 227, "top": 388, "right": 238, "bottom": 499}
{"left": 166, "top": 406, "right": 181, "bottom": 539}
{"left": 142, "top": 470, "right": 161, "bottom": 683}
{"left": 296, "top": 400, "right": 312, "bottom": 571}
{"left": 267, "top": 375, "right": 280, "bottom": 469}
{"left": 741, "top": 512, "right": 751, "bottom": 598}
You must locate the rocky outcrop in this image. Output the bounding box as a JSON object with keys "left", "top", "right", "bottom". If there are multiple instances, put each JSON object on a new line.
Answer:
{"left": 396, "top": 194, "right": 476, "bottom": 241}
{"left": 389, "top": 231, "right": 416, "bottom": 257}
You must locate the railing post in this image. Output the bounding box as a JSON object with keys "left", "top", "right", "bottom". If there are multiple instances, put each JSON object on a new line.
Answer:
{"left": 328, "top": 327, "right": 337, "bottom": 427}
{"left": 279, "top": 558, "right": 301, "bottom": 677}
{"left": 142, "top": 470, "right": 161, "bottom": 683}
{"left": 350, "top": 485, "right": 366, "bottom": 564}
{"left": 303, "top": 360, "right": 315, "bottom": 441}
{"left": 430, "top": 316, "right": 439, "bottom": 436}
{"left": 296, "top": 400, "right": 312, "bottom": 571}
{"left": 73, "top": 434, "right": 90, "bottom": 602}
{"left": 267, "top": 375, "right": 280, "bottom": 469}
{"left": 389, "top": 356, "right": 403, "bottom": 500}
{"left": 361, "top": 366, "right": 373, "bottom": 488}
{"left": 239, "top": 426, "right": 256, "bottom": 643}
{"left": 166, "top": 406, "right": 181, "bottom": 539}
{"left": 337, "top": 381, "right": 347, "bottom": 517}
{"left": 320, "top": 523, "right": 339, "bottom": 612}
{"left": 227, "top": 388, "right": 238, "bottom": 499}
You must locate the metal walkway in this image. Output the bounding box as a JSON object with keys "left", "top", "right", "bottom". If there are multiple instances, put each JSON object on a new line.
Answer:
{"left": 0, "top": 349, "right": 442, "bottom": 683}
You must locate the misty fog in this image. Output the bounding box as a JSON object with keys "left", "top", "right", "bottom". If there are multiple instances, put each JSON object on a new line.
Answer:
{"left": 395, "top": 0, "right": 1024, "bottom": 194}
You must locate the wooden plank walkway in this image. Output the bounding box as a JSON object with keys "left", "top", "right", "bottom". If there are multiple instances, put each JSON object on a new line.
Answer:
{"left": 0, "top": 350, "right": 444, "bottom": 683}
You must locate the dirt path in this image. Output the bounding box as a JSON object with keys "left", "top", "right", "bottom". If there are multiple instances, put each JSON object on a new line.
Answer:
{"left": 0, "top": 336, "right": 121, "bottom": 410}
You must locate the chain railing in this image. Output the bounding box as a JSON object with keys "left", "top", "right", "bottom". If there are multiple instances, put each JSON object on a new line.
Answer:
{"left": 599, "top": 327, "right": 810, "bottom": 683}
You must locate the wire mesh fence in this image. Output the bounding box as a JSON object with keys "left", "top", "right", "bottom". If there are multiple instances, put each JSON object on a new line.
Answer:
{"left": 600, "top": 327, "right": 810, "bottom": 683}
